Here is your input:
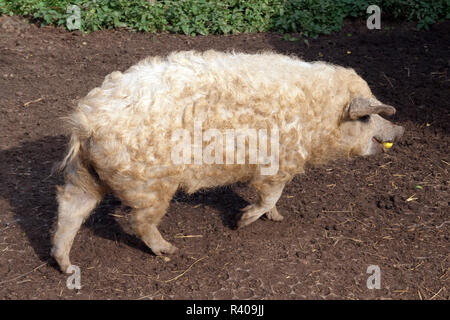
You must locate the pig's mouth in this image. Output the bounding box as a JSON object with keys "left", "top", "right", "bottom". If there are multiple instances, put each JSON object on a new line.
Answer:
{"left": 372, "top": 137, "right": 393, "bottom": 152}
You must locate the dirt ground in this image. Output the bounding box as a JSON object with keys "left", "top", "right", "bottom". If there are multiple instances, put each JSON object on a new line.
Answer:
{"left": 0, "top": 15, "right": 448, "bottom": 300}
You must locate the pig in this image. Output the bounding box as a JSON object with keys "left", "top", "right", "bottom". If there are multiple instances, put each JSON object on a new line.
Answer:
{"left": 51, "top": 50, "right": 404, "bottom": 273}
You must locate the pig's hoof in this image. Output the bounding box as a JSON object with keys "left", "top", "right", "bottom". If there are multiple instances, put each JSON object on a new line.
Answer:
{"left": 150, "top": 240, "right": 178, "bottom": 256}
{"left": 237, "top": 204, "right": 265, "bottom": 228}
{"left": 265, "top": 207, "right": 284, "bottom": 222}
{"left": 51, "top": 247, "right": 71, "bottom": 274}
{"left": 237, "top": 212, "right": 261, "bottom": 229}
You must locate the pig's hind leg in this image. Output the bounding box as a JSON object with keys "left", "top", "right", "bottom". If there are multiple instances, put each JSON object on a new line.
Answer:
{"left": 265, "top": 206, "right": 284, "bottom": 222}
{"left": 129, "top": 182, "right": 178, "bottom": 256}
{"left": 52, "top": 183, "right": 103, "bottom": 273}
{"left": 237, "top": 179, "right": 286, "bottom": 228}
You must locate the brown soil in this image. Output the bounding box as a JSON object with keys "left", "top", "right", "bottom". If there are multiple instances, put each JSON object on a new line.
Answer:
{"left": 0, "top": 16, "right": 448, "bottom": 300}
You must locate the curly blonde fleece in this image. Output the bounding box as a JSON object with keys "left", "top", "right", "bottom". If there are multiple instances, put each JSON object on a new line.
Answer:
{"left": 67, "top": 50, "right": 372, "bottom": 198}
{"left": 52, "top": 50, "right": 379, "bottom": 271}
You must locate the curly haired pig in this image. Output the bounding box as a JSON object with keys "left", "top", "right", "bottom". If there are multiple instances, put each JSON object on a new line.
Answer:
{"left": 51, "top": 50, "right": 404, "bottom": 273}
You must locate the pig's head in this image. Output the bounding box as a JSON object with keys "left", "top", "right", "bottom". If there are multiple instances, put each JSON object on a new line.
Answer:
{"left": 337, "top": 96, "right": 405, "bottom": 157}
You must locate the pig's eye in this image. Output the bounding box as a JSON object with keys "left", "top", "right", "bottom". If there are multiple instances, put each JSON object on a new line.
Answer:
{"left": 358, "top": 115, "right": 370, "bottom": 123}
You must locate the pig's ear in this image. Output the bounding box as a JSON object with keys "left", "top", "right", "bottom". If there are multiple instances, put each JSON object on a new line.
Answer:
{"left": 347, "top": 97, "right": 396, "bottom": 120}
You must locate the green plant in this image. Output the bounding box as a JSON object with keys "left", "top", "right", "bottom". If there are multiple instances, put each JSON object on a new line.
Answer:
{"left": 383, "top": 0, "right": 450, "bottom": 30}
{"left": 0, "top": 0, "right": 448, "bottom": 36}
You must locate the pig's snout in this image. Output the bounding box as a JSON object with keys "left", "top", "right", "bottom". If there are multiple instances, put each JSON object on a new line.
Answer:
{"left": 374, "top": 124, "right": 404, "bottom": 144}
{"left": 371, "top": 124, "right": 405, "bottom": 154}
{"left": 389, "top": 125, "right": 405, "bottom": 145}
{"left": 396, "top": 125, "right": 405, "bottom": 140}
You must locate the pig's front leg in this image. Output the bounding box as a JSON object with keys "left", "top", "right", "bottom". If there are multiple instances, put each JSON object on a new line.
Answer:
{"left": 237, "top": 180, "right": 286, "bottom": 228}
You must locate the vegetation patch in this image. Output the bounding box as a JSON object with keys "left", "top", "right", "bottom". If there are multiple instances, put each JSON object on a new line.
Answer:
{"left": 1, "top": 0, "right": 449, "bottom": 37}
